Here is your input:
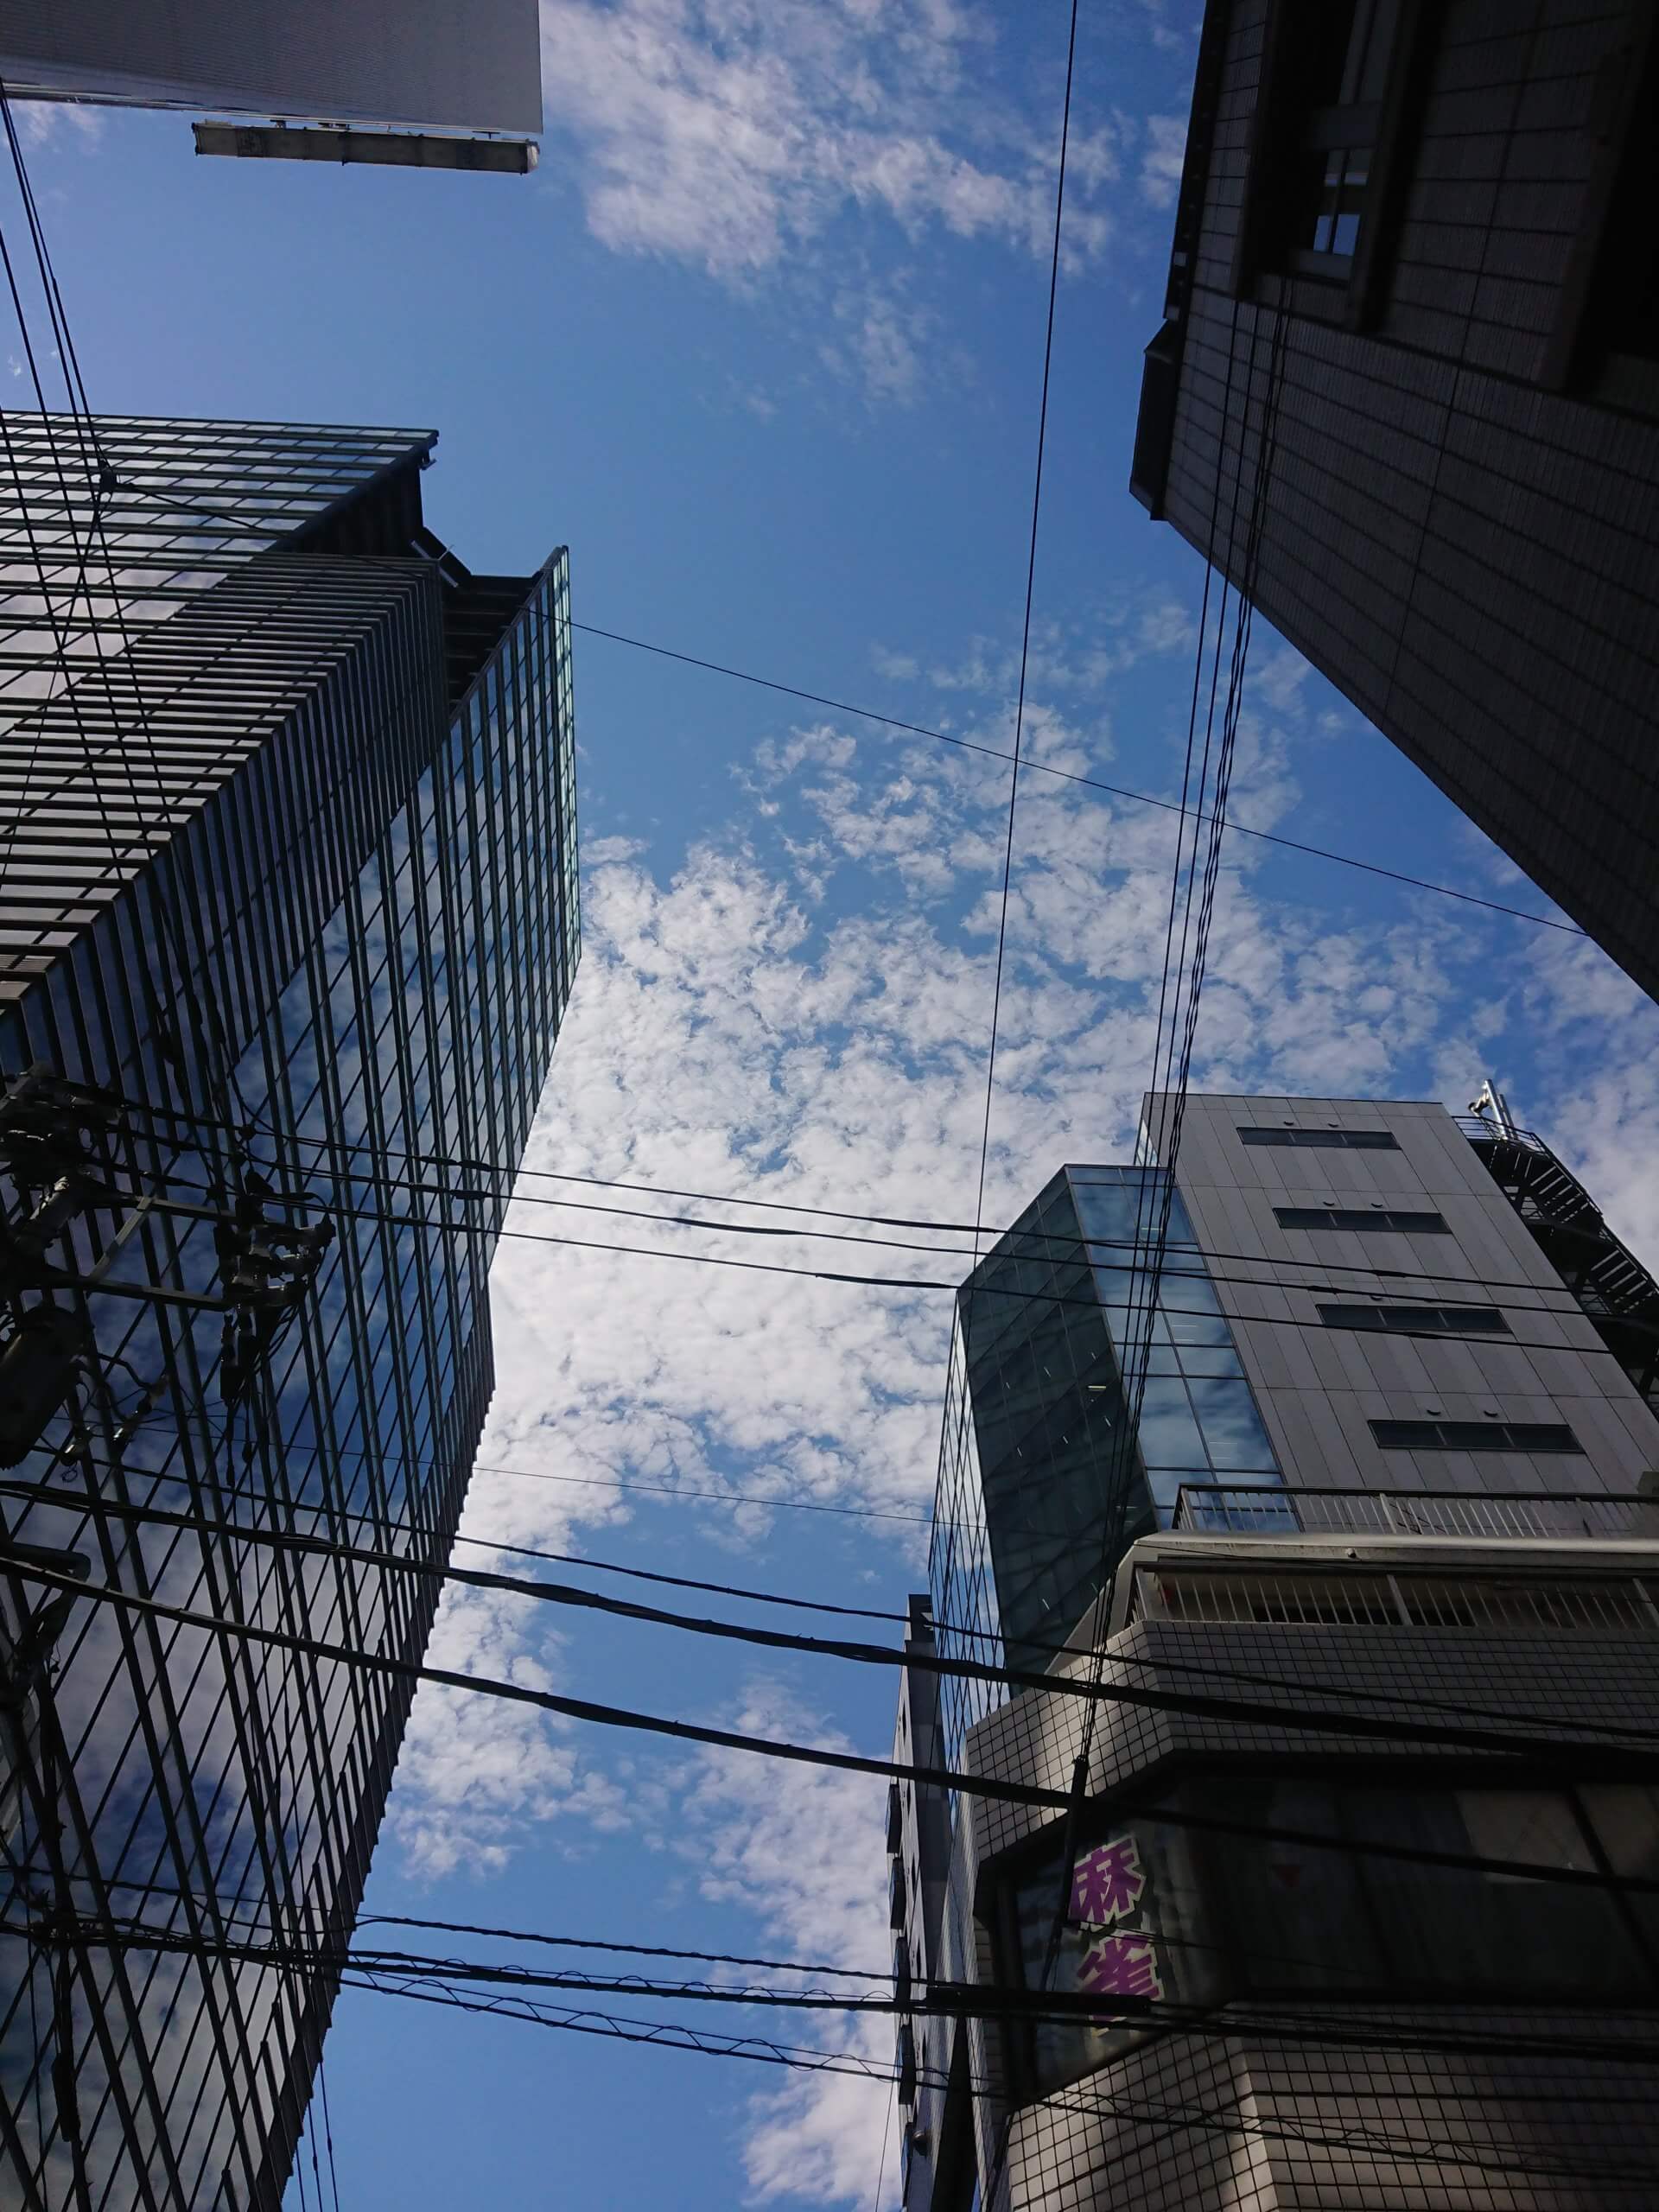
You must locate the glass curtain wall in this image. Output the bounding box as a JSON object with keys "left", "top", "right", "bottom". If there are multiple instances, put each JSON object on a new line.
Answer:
{"left": 0, "top": 421, "right": 577, "bottom": 2211}
{"left": 929, "top": 1167, "right": 1282, "bottom": 1769}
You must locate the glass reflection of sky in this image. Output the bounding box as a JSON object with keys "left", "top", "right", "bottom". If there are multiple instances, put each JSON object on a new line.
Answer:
{"left": 931, "top": 1166, "right": 1287, "bottom": 1769}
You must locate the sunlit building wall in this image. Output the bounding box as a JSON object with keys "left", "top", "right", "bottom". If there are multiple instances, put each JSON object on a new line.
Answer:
{"left": 895, "top": 1092, "right": 1659, "bottom": 2210}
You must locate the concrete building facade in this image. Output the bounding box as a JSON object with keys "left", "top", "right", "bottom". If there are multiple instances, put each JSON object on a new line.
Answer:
{"left": 0, "top": 1, "right": 543, "bottom": 135}
{"left": 1131, "top": 1, "right": 1659, "bottom": 1002}
{"left": 890, "top": 1093, "right": 1659, "bottom": 2209}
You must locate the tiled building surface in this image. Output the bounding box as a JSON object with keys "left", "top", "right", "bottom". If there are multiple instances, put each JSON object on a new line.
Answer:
{"left": 1133, "top": 1, "right": 1659, "bottom": 1001}
{"left": 959, "top": 1542, "right": 1659, "bottom": 2209}
{"left": 897, "top": 1090, "right": 1659, "bottom": 2209}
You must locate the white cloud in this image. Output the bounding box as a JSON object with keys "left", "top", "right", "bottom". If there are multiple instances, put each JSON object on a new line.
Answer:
{"left": 383, "top": 637, "right": 1659, "bottom": 2199}
{"left": 538, "top": 0, "right": 1119, "bottom": 280}
{"left": 821, "top": 283, "right": 936, "bottom": 405}
{"left": 1139, "top": 111, "right": 1185, "bottom": 207}
{"left": 11, "top": 100, "right": 104, "bottom": 150}
{"left": 681, "top": 1683, "right": 894, "bottom": 2204}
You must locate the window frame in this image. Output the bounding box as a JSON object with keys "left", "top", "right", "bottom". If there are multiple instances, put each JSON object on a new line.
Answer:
{"left": 1233, "top": 0, "right": 1433, "bottom": 328}
{"left": 1370, "top": 1417, "right": 1582, "bottom": 1454}
{"left": 1318, "top": 1301, "right": 1511, "bottom": 1337}
{"left": 1274, "top": 1205, "right": 1450, "bottom": 1234}
{"left": 1237, "top": 1125, "right": 1399, "bottom": 1150}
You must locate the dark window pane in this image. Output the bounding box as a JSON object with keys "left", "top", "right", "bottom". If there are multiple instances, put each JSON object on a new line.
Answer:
{"left": 1370, "top": 1421, "right": 1442, "bottom": 1449}
{"left": 1316, "top": 1303, "right": 1388, "bottom": 1330}
{"left": 1217, "top": 1778, "right": 1383, "bottom": 1991}
{"left": 1237, "top": 1126, "right": 1397, "bottom": 1150}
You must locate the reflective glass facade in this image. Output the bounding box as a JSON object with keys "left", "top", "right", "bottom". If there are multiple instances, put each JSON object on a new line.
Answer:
{"left": 0, "top": 417, "right": 577, "bottom": 2208}
{"left": 929, "top": 1166, "right": 1281, "bottom": 1765}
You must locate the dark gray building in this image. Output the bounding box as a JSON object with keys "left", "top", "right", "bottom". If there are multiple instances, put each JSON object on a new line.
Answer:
{"left": 0, "top": 1, "right": 543, "bottom": 133}
{"left": 1131, "top": 2, "right": 1659, "bottom": 1001}
{"left": 0, "top": 415, "right": 578, "bottom": 2208}
{"left": 893, "top": 1092, "right": 1659, "bottom": 2210}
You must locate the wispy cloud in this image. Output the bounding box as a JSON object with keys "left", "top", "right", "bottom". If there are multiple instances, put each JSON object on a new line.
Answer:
{"left": 384, "top": 620, "right": 1659, "bottom": 2198}
{"left": 11, "top": 99, "right": 105, "bottom": 150}
{"left": 537, "top": 0, "right": 1121, "bottom": 281}
{"left": 683, "top": 1683, "right": 893, "bottom": 2203}
{"left": 1139, "top": 111, "right": 1186, "bottom": 207}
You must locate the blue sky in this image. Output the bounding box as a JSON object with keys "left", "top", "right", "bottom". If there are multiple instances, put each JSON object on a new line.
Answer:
{"left": 13, "top": 3, "right": 1659, "bottom": 2207}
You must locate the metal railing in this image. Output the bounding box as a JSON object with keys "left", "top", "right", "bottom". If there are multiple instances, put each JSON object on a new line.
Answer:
{"left": 1171, "top": 1484, "right": 1659, "bottom": 1543}
{"left": 1135, "top": 1562, "right": 1659, "bottom": 1636}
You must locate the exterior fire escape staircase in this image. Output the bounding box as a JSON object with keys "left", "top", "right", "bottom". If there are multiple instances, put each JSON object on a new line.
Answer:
{"left": 1459, "top": 1116, "right": 1659, "bottom": 1413}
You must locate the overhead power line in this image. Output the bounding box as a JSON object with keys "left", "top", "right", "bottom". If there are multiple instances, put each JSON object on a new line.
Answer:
{"left": 15, "top": 1478, "right": 1659, "bottom": 1765}
{"left": 115, "top": 1099, "right": 1642, "bottom": 1319}
{"left": 0, "top": 1473, "right": 913, "bottom": 1623}
{"left": 27, "top": 1914, "right": 1659, "bottom": 2190}
{"left": 18, "top": 1552, "right": 1659, "bottom": 1881}
{"left": 569, "top": 619, "right": 1582, "bottom": 938}
{"left": 129, "top": 1163, "right": 1638, "bottom": 1356}
{"left": 969, "top": 0, "right": 1077, "bottom": 1276}
{"left": 14, "top": 1463, "right": 1656, "bottom": 1757}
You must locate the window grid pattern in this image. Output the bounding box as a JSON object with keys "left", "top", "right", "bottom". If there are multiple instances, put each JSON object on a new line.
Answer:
{"left": 1236, "top": 1125, "right": 1398, "bottom": 1149}
{"left": 0, "top": 419, "right": 576, "bottom": 2210}
{"left": 1371, "top": 1418, "right": 1583, "bottom": 1454}
{"left": 928, "top": 1168, "right": 1281, "bottom": 1771}
{"left": 1274, "top": 1204, "right": 1450, "bottom": 1234}
{"left": 1317, "top": 1301, "right": 1511, "bottom": 1336}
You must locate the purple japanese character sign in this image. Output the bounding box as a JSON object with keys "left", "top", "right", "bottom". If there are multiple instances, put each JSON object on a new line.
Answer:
{"left": 1070, "top": 1834, "right": 1147, "bottom": 1929}
{"left": 1076, "top": 1933, "right": 1164, "bottom": 2009}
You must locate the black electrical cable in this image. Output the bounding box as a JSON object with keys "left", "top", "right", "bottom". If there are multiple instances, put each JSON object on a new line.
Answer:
{"left": 123, "top": 1166, "right": 1643, "bottom": 1360}
{"left": 1039, "top": 289, "right": 1272, "bottom": 2032}
{"left": 105, "top": 1088, "right": 1650, "bottom": 1315}
{"left": 154, "top": 1157, "right": 1636, "bottom": 1359}
{"left": 13, "top": 1479, "right": 1659, "bottom": 1769}
{"left": 0, "top": 1473, "right": 909, "bottom": 1624}
{"left": 16, "top": 1461, "right": 1659, "bottom": 1754}
{"left": 29, "top": 1911, "right": 1659, "bottom": 2189}
{"left": 376, "top": 1974, "right": 1659, "bottom": 2190}
{"left": 968, "top": 0, "right": 1075, "bottom": 1276}
{"left": 317, "top": 2061, "right": 342, "bottom": 2212}
{"left": 564, "top": 620, "right": 1581, "bottom": 938}
{"left": 92, "top": 481, "right": 1580, "bottom": 944}
{"left": 37, "top": 1909, "right": 1659, "bottom": 2065}
{"left": 16, "top": 1552, "right": 1659, "bottom": 1886}
{"left": 79, "top": 1873, "right": 1659, "bottom": 2032}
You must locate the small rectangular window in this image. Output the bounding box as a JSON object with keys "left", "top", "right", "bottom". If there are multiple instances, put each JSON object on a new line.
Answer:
{"left": 1275, "top": 1206, "right": 1449, "bottom": 1235}
{"left": 1238, "top": 1126, "right": 1397, "bottom": 1150}
{"left": 1257, "top": 0, "right": 1403, "bottom": 281}
{"left": 1317, "top": 1303, "right": 1510, "bottom": 1338}
{"left": 1371, "top": 1419, "right": 1581, "bottom": 1455}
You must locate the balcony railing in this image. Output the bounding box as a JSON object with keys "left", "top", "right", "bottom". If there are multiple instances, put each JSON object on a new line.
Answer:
{"left": 1171, "top": 1484, "right": 1659, "bottom": 1543}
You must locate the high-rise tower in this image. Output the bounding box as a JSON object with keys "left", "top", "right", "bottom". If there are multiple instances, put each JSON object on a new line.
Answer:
{"left": 891, "top": 1092, "right": 1659, "bottom": 2212}
{"left": 1129, "top": 3, "right": 1659, "bottom": 1004}
{"left": 0, "top": 414, "right": 578, "bottom": 2208}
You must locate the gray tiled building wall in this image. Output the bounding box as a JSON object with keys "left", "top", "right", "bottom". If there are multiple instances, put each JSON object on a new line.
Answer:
{"left": 958, "top": 1578, "right": 1659, "bottom": 2209}
{"left": 1144, "top": 0, "right": 1659, "bottom": 1000}
{"left": 1144, "top": 1091, "right": 1659, "bottom": 1502}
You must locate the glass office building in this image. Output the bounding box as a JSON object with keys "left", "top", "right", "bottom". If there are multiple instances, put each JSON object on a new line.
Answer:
{"left": 928, "top": 1166, "right": 1282, "bottom": 1765}
{"left": 0, "top": 416, "right": 578, "bottom": 2208}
